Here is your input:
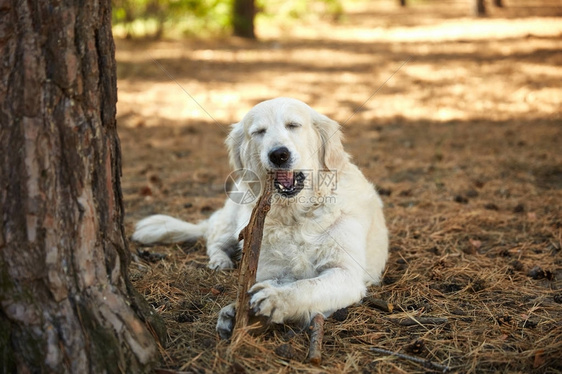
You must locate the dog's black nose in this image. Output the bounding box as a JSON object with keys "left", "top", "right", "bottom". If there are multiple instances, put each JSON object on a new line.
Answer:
{"left": 269, "top": 146, "right": 291, "bottom": 167}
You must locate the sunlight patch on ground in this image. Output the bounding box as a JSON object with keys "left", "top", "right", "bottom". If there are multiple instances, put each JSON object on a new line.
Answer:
{"left": 116, "top": 2, "right": 562, "bottom": 128}
{"left": 330, "top": 18, "right": 562, "bottom": 43}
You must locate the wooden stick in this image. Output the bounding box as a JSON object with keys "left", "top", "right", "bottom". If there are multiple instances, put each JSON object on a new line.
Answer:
{"left": 307, "top": 313, "right": 325, "bottom": 365}
{"left": 371, "top": 347, "right": 451, "bottom": 372}
{"left": 231, "top": 173, "right": 274, "bottom": 340}
{"left": 363, "top": 296, "right": 394, "bottom": 313}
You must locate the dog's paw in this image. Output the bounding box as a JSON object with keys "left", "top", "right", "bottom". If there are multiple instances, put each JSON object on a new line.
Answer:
{"left": 249, "top": 281, "right": 290, "bottom": 323}
{"left": 216, "top": 303, "right": 236, "bottom": 340}
{"left": 208, "top": 254, "right": 234, "bottom": 270}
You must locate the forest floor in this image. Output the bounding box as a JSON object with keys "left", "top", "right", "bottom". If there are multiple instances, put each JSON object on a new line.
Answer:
{"left": 115, "top": 1, "right": 562, "bottom": 372}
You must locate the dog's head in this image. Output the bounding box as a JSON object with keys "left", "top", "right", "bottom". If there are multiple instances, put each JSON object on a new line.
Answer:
{"left": 226, "top": 97, "right": 348, "bottom": 198}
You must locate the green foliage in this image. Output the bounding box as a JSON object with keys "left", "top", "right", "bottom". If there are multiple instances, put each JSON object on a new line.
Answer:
{"left": 261, "top": 0, "right": 344, "bottom": 21}
{"left": 111, "top": 0, "right": 344, "bottom": 38}
{"left": 112, "top": 0, "right": 234, "bottom": 38}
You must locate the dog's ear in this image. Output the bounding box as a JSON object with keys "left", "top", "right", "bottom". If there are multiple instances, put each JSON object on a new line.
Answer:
{"left": 313, "top": 112, "right": 347, "bottom": 171}
{"left": 225, "top": 122, "right": 245, "bottom": 170}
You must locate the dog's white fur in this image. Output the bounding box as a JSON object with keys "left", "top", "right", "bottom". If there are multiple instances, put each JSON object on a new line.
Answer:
{"left": 132, "top": 98, "right": 388, "bottom": 338}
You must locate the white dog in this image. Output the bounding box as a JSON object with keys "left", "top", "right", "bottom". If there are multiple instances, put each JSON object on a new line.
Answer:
{"left": 132, "top": 98, "right": 388, "bottom": 339}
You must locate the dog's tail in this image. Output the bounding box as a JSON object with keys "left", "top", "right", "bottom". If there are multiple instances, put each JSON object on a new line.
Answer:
{"left": 131, "top": 214, "right": 209, "bottom": 246}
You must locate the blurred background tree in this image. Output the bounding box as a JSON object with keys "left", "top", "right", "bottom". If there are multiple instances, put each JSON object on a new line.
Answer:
{"left": 233, "top": 0, "right": 255, "bottom": 38}
{"left": 111, "top": 0, "right": 509, "bottom": 39}
{"left": 111, "top": 0, "right": 344, "bottom": 39}
{"left": 112, "top": 0, "right": 233, "bottom": 38}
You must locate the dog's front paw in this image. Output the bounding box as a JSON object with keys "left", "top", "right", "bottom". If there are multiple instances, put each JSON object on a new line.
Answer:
{"left": 208, "top": 253, "right": 234, "bottom": 270}
{"left": 216, "top": 303, "right": 236, "bottom": 340}
{"left": 249, "top": 281, "right": 290, "bottom": 324}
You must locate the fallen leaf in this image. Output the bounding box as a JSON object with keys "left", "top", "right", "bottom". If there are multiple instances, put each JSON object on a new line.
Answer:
{"left": 470, "top": 239, "right": 482, "bottom": 250}
{"left": 140, "top": 185, "right": 152, "bottom": 196}
{"left": 533, "top": 349, "right": 545, "bottom": 369}
{"left": 210, "top": 287, "right": 222, "bottom": 295}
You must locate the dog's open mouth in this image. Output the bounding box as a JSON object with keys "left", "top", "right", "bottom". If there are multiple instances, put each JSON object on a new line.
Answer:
{"left": 273, "top": 170, "right": 305, "bottom": 197}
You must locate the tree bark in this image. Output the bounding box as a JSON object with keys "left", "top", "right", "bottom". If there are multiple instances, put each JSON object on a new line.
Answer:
{"left": 232, "top": 0, "right": 256, "bottom": 39}
{"left": 0, "top": 1, "right": 164, "bottom": 373}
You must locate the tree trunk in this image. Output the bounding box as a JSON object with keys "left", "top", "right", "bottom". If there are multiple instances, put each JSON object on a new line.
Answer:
{"left": 399, "top": 0, "right": 407, "bottom": 7}
{"left": 0, "top": 1, "right": 164, "bottom": 373}
{"left": 233, "top": 0, "right": 256, "bottom": 39}
{"left": 493, "top": 0, "right": 503, "bottom": 7}
{"left": 475, "top": 0, "right": 486, "bottom": 16}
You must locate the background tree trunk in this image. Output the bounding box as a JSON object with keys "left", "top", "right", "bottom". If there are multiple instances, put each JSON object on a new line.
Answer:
{"left": 0, "top": 1, "right": 164, "bottom": 373}
{"left": 475, "top": 0, "right": 486, "bottom": 16}
{"left": 232, "top": 0, "right": 256, "bottom": 39}
{"left": 399, "top": 0, "right": 407, "bottom": 7}
{"left": 493, "top": 0, "right": 503, "bottom": 7}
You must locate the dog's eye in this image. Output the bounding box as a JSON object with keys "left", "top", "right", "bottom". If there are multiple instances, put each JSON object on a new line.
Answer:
{"left": 252, "top": 128, "right": 266, "bottom": 136}
{"left": 286, "top": 122, "right": 301, "bottom": 130}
